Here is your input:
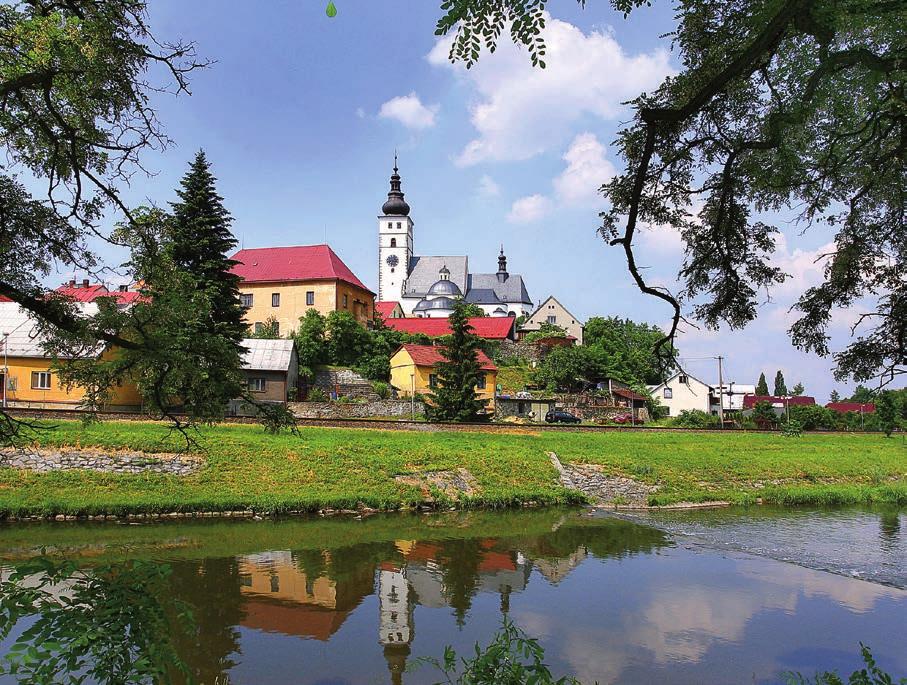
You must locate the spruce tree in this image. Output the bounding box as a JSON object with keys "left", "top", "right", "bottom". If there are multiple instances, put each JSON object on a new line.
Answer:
{"left": 829, "top": 389, "right": 840, "bottom": 403}
{"left": 791, "top": 382, "right": 805, "bottom": 396}
{"left": 430, "top": 300, "right": 486, "bottom": 422}
{"left": 755, "top": 372, "right": 768, "bottom": 395}
{"left": 169, "top": 150, "right": 246, "bottom": 346}
{"left": 773, "top": 370, "right": 787, "bottom": 396}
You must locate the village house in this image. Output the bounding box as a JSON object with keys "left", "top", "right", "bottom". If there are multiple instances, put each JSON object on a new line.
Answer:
{"left": 742, "top": 394, "right": 817, "bottom": 418}
{"left": 382, "top": 316, "right": 516, "bottom": 341}
{"left": 375, "top": 301, "right": 404, "bottom": 320}
{"left": 389, "top": 343, "right": 497, "bottom": 412}
{"left": 518, "top": 296, "right": 584, "bottom": 344}
{"left": 826, "top": 401, "right": 875, "bottom": 415}
{"left": 648, "top": 371, "right": 714, "bottom": 416}
{"left": 241, "top": 338, "right": 299, "bottom": 403}
{"left": 54, "top": 279, "right": 144, "bottom": 307}
{"left": 0, "top": 300, "right": 142, "bottom": 410}
{"left": 230, "top": 244, "right": 375, "bottom": 336}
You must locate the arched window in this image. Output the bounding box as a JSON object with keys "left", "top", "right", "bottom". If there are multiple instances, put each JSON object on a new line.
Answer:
{"left": 390, "top": 238, "right": 397, "bottom": 247}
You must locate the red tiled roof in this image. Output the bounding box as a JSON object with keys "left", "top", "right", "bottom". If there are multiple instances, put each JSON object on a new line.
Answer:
{"left": 54, "top": 283, "right": 110, "bottom": 302}
{"left": 742, "top": 395, "right": 817, "bottom": 409}
{"left": 398, "top": 343, "right": 497, "bottom": 371}
{"left": 384, "top": 316, "right": 514, "bottom": 340}
{"left": 826, "top": 402, "right": 875, "bottom": 413}
{"left": 230, "top": 244, "right": 373, "bottom": 293}
{"left": 375, "top": 301, "right": 401, "bottom": 319}
{"left": 0, "top": 295, "right": 11, "bottom": 302}
{"left": 612, "top": 387, "right": 648, "bottom": 402}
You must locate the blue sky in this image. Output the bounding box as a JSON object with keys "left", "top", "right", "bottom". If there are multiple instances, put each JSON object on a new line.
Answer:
{"left": 60, "top": 0, "right": 890, "bottom": 401}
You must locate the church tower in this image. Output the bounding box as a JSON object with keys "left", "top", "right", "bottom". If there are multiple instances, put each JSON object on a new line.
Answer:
{"left": 378, "top": 157, "right": 414, "bottom": 302}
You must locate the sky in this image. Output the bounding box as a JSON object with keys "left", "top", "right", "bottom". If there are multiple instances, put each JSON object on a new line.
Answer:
{"left": 50, "top": 0, "right": 895, "bottom": 402}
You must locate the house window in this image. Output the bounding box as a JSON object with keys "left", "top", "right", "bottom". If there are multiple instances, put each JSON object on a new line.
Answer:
{"left": 547, "top": 315, "right": 557, "bottom": 324}
{"left": 390, "top": 238, "right": 397, "bottom": 247}
{"left": 271, "top": 293, "right": 280, "bottom": 307}
{"left": 429, "top": 374, "right": 438, "bottom": 388}
{"left": 240, "top": 293, "right": 253, "bottom": 308}
{"left": 343, "top": 294, "right": 348, "bottom": 307}
{"left": 476, "top": 375, "right": 487, "bottom": 390}
{"left": 663, "top": 387, "right": 673, "bottom": 399}
{"left": 678, "top": 374, "right": 688, "bottom": 384}
{"left": 248, "top": 377, "right": 266, "bottom": 392}
{"left": 254, "top": 322, "right": 263, "bottom": 334}
{"left": 31, "top": 371, "right": 52, "bottom": 390}
{"left": 306, "top": 291, "right": 315, "bottom": 306}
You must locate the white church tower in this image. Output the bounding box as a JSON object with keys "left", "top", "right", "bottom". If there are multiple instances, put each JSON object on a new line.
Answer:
{"left": 378, "top": 157, "right": 413, "bottom": 302}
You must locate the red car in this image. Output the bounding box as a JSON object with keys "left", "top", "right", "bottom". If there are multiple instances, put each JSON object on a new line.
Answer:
{"left": 612, "top": 413, "right": 643, "bottom": 425}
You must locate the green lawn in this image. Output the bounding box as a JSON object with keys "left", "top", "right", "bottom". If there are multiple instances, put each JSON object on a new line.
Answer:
{"left": 0, "top": 421, "right": 904, "bottom": 517}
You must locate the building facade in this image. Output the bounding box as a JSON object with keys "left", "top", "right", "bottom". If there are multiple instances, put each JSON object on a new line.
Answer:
{"left": 518, "top": 296, "right": 584, "bottom": 344}
{"left": 231, "top": 244, "right": 375, "bottom": 335}
{"left": 376, "top": 162, "right": 533, "bottom": 318}
{"left": 389, "top": 344, "right": 497, "bottom": 411}
{"left": 647, "top": 371, "right": 714, "bottom": 416}
{"left": 241, "top": 338, "right": 299, "bottom": 403}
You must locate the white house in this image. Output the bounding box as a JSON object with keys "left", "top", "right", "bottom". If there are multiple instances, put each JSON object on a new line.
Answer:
{"left": 648, "top": 371, "right": 714, "bottom": 416}
{"left": 711, "top": 383, "right": 757, "bottom": 412}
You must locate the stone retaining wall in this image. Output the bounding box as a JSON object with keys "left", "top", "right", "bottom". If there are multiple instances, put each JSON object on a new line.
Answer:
{"left": 310, "top": 367, "right": 380, "bottom": 400}
{"left": 289, "top": 399, "right": 425, "bottom": 419}
{"left": 0, "top": 448, "right": 201, "bottom": 476}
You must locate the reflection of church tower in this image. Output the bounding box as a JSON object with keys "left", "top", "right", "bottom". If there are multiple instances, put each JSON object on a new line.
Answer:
{"left": 378, "top": 156, "right": 414, "bottom": 302}
{"left": 378, "top": 567, "right": 415, "bottom": 685}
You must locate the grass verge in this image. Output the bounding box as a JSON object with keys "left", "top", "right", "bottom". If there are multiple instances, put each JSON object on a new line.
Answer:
{"left": 0, "top": 421, "right": 904, "bottom": 517}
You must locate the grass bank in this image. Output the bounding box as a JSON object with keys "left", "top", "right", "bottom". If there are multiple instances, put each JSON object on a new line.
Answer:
{"left": 0, "top": 421, "right": 904, "bottom": 517}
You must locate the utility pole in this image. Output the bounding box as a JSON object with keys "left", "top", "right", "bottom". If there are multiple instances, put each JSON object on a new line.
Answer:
{"left": 716, "top": 355, "right": 725, "bottom": 428}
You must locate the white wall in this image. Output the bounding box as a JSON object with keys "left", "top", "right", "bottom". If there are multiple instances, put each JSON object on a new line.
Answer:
{"left": 652, "top": 375, "right": 713, "bottom": 415}
{"left": 377, "top": 215, "right": 413, "bottom": 302}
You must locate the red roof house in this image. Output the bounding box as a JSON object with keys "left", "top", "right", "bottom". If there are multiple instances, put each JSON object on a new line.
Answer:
{"left": 383, "top": 316, "right": 515, "bottom": 341}
{"left": 397, "top": 343, "right": 497, "bottom": 371}
{"left": 230, "top": 244, "right": 373, "bottom": 292}
{"left": 742, "top": 395, "right": 817, "bottom": 409}
{"left": 54, "top": 282, "right": 110, "bottom": 302}
{"left": 826, "top": 402, "right": 875, "bottom": 413}
{"left": 375, "top": 301, "right": 404, "bottom": 320}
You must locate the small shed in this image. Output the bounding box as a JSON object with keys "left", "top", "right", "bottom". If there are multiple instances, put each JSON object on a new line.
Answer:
{"left": 241, "top": 338, "right": 298, "bottom": 402}
{"left": 495, "top": 396, "right": 556, "bottom": 423}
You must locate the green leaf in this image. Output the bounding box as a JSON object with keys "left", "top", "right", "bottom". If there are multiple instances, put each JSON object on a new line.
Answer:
{"left": 325, "top": 2, "right": 337, "bottom": 18}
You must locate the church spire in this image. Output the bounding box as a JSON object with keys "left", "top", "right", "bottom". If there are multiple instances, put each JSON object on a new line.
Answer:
{"left": 497, "top": 245, "right": 508, "bottom": 282}
{"left": 381, "top": 154, "right": 411, "bottom": 216}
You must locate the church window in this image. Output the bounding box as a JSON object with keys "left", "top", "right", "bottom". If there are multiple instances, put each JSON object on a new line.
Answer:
{"left": 396, "top": 222, "right": 401, "bottom": 229}
{"left": 663, "top": 388, "right": 673, "bottom": 399}
{"left": 388, "top": 222, "right": 393, "bottom": 229}
{"left": 271, "top": 293, "right": 280, "bottom": 307}
{"left": 390, "top": 238, "right": 396, "bottom": 247}
{"left": 306, "top": 291, "right": 315, "bottom": 306}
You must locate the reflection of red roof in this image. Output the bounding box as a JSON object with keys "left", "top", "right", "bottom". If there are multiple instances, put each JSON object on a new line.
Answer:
{"left": 385, "top": 317, "right": 514, "bottom": 340}
{"left": 0, "top": 295, "right": 11, "bottom": 302}
{"left": 54, "top": 283, "right": 109, "bottom": 302}
{"left": 743, "top": 395, "right": 816, "bottom": 409}
{"left": 242, "top": 599, "right": 350, "bottom": 641}
{"left": 376, "top": 301, "right": 402, "bottom": 319}
{"left": 230, "top": 245, "right": 373, "bottom": 293}
{"left": 826, "top": 402, "right": 875, "bottom": 413}
{"left": 398, "top": 344, "right": 496, "bottom": 371}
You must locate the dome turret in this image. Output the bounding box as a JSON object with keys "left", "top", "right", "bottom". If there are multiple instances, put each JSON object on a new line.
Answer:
{"left": 381, "top": 155, "right": 411, "bottom": 216}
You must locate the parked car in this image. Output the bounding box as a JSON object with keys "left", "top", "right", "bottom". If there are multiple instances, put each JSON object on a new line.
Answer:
{"left": 545, "top": 410, "right": 581, "bottom": 424}
{"left": 612, "top": 413, "right": 644, "bottom": 425}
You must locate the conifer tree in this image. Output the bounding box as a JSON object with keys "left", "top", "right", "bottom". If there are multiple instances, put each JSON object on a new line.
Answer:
{"left": 773, "top": 370, "right": 787, "bottom": 397}
{"left": 169, "top": 150, "right": 246, "bottom": 346}
{"left": 829, "top": 390, "right": 840, "bottom": 403}
{"left": 429, "top": 300, "right": 486, "bottom": 422}
{"left": 791, "top": 382, "right": 805, "bottom": 396}
{"left": 755, "top": 372, "right": 768, "bottom": 396}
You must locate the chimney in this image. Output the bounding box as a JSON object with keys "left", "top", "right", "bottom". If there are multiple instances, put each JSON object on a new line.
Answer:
{"left": 82, "top": 278, "right": 90, "bottom": 288}
{"left": 119, "top": 284, "right": 128, "bottom": 292}
{"left": 68, "top": 278, "right": 76, "bottom": 287}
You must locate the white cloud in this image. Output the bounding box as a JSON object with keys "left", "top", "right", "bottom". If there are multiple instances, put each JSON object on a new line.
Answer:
{"left": 428, "top": 16, "right": 672, "bottom": 165}
{"left": 477, "top": 174, "right": 500, "bottom": 197}
{"left": 507, "top": 194, "right": 552, "bottom": 224}
{"left": 552, "top": 132, "right": 615, "bottom": 205}
{"left": 378, "top": 92, "right": 438, "bottom": 130}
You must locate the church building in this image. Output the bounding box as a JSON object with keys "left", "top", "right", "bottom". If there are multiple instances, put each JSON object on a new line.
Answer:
{"left": 377, "top": 161, "right": 533, "bottom": 318}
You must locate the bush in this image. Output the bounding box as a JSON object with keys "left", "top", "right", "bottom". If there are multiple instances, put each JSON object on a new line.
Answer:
{"left": 789, "top": 404, "right": 835, "bottom": 431}
{"left": 372, "top": 381, "right": 391, "bottom": 399}
{"left": 670, "top": 409, "right": 719, "bottom": 428}
{"left": 306, "top": 387, "right": 327, "bottom": 402}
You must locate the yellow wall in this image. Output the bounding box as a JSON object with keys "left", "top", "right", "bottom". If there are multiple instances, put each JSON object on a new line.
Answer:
{"left": 2, "top": 356, "right": 142, "bottom": 408}
{"left": 239, "top": 280, "right": 374, "bottom": 335}
{"left": 389, "top": 349, "right": 496, "bottom": 411}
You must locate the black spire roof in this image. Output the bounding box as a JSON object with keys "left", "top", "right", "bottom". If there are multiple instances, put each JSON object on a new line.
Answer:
{"left": 381, "top": 154, "right": 411, "bottom": 216}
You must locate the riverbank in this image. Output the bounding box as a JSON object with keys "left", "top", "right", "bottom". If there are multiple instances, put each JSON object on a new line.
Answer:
{"left": 0, "top": 420, "right": 904, "bottom": 518}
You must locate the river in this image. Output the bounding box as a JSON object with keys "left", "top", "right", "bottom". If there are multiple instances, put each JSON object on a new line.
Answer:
{"left": 0, "top": 506, "right": 904, "bottom": 684}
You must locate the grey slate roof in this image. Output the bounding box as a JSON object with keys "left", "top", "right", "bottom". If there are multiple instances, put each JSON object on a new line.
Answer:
{"left": 241, "top": 338, "right": 296, "bottom": 372}
{"left": 465, "top": 273, "right": 532, "bottom": 305}
{"left": 405, "top": 256, "right": 468, "bottom": 297}
{"left": 0, "top": 301, "right": 100, "bottom": 358}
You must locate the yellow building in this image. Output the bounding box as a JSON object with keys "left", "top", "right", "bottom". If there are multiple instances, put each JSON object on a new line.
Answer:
{"left": 389, "top": 343, "right": 497, "bottom": 411}
{"left": 0, "top": 301, "right": 142, "bottom": 409}
{"left": 230, "top": 244, "right": 375, "bottom": 336}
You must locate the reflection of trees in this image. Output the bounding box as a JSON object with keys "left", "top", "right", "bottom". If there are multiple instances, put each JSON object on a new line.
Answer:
{"left": 436, "top": 539, "right": 485, "bottom": 626}
{"left": 167, "top": 558, "right": 244, "bottom": 684}
{"left": 879, "top": 511, "right": 901, "bottom": 551}
{"left": 509, "top": 519, "right": 669, "bottom": 563}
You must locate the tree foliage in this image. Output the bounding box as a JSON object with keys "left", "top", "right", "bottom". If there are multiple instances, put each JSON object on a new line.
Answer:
{"left": 875, "top": 391, "right": 901, "bottom": 437}
{"left": 756, "top": 372, "right": 769, "bottom": 395}
{"left": 773, "top": 370, "right": 788, "bottom": 396}
{"left": 429, "top": 301, "right": 487, "bottom": 422}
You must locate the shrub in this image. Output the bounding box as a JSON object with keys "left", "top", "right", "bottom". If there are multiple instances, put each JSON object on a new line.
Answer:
{"left": 782, "top": 419, "right": 803, "bottom": 437}
{"left": 372, "top": 381, "right": 391, "bottom": 399}
{"left": 752, "top": 400, "right": 779, "bottom": 427}
{"left": 306, "top": 387, "right": 327, "bottom": 402}
{"left": 671, "top": 409, "right": 719, "bottom": 428}
{"left": 789, "top": 404, "right": 835, "bottom": 431}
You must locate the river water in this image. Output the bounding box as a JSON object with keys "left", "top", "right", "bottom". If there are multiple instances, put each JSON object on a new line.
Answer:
{"left": 0, "top": 506, "right": 904, "bottom": 684}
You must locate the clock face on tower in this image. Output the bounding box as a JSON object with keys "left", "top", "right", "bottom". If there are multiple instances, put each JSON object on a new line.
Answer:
{"left": 386, "top": 254, "right": 399, "bottom": 267}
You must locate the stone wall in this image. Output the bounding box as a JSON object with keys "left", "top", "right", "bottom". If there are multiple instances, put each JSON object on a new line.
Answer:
{"left": 496, "top": 339, "right": 542, "bottom": 365}
{"left": 310, "top": 367, "right": 380, "bottom": 400}
{"left": 289, "top": 399, "right": 425, "bottom": 419}
{"left": 0, "top": 448, "right": 200, "bottom": 475}
{"left": 555, "top": 401, "right": 650, "bottom": 423}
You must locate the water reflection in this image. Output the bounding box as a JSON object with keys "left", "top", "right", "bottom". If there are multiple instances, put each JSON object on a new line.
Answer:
{"left": 1, "top": 509, "right": 905, "bottom": 685}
